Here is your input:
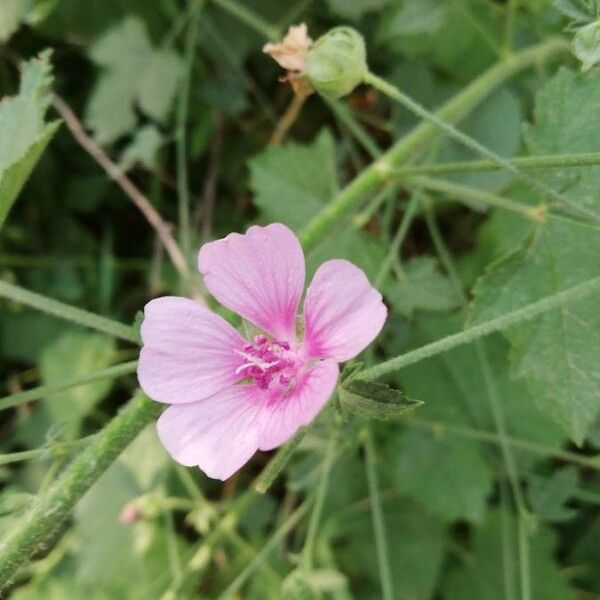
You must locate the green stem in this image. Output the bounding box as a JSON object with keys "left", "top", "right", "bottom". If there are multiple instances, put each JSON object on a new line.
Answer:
{"left": 363, "top": 428, "right": 394, "bottom": 600}
{"left": 208, "top": 0, "right": 280, "bottom": 41}
{"left": 363, "top": 68, "right": 600, "bottom": 224}
{"left": 375, "top": 193, "right": 420, "bottom": 287}
{"left": 254, "top": 427, "right": 307, "bottom": 494}
{"left": 301, "top": 436, "right": 337, "bottom": 571}
{"left": 0, "top": 391, "right": 160, "bottom": 591}
{"left": 0, "top": 361, "right": 138, "bottom": 411}
{"left": 176, "top": 0, "right": 202, "bottom": 261}
{"left": 299, "top": 38, "right": 568, "bottom": 251}
{"left": 413, "top": 176, "right": 541, "bottom": 220}
{"left": 404, "top": 417, "right": 600, "bottom": 471}
{"left": 389, "top": 151, "right": 600, "bottom": 177}
{"left": 360, "top": 275, "right": 600, "bottom": 380}
{"left": 0, "top": 448, "right": 48, "bottom": 466}
{"left": 217, "top": 498, "right": 312, "bottom": 599}
{"left": 0, "top": 280, "right": 139, "bottom": 344}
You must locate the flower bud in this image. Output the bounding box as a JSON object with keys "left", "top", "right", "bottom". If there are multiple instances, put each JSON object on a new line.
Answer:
{"left": 573, "top": 20, "right": 600, "bottom": 72}
{"left": 305, "top": 26, "right": 368, "bottom": 98}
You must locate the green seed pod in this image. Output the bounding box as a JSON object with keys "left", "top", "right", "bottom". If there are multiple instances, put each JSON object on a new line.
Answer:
{"left": 304, "top": 26, "right": 368, "bottom": 98}
{"left": 573, "top": 21, "right": 600, "bottom": 72}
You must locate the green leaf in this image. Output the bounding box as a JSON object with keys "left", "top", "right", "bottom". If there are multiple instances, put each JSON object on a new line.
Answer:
{"left": 527, "top": 466, "right": 579, "bottom": 522}
{"left": 339, "top": 378, "right": 422, "bottom": 420}
{"left": 86, "top": 17, "right": 183, "bottom": 143}
{"left": 469, "top": 66, "right": 600, "bottom": 444}
{"left": 40, "top": 331, "right": 116, "bottom": 437}
{"left": 443, "top": 510, "right": 575, "bottom": 600}
{"left": 0, "top": 50, "right": 59, "bottom": 229}
{"left": 334, "top": 500, "right": 447, "bottom": 600}
{"left": 324, "top": 0, "right": 392, "bottom": 21}
{"left": 393, "top": 429, "right": 493, "bottom": 523}
{"left": 0, "top": 0, "right": 25, "bottom": 41}
{"left": 469, "top": 221, "right": 600, "bottom": 444}
{"left": 386, "top": 256, "right": 463, "bottom": 317}
{"left": 119, "top": 124, "right": 163, "bottom": 171}
{"left": 250, "top": 129, "right": 338, "bottom": 230}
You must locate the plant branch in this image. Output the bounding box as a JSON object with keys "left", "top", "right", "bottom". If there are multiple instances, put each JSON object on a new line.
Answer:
{"left": 0, "top": 392, "right": 160, "bottom": 591}
{"left": 51, "top": 94, "right": 190, "bottom": 282}
{"left": 360, "top": 275, "right": 600, "bottom": 380}
{"left": 299, "top": 38, "right": 569, "bottom": 251}
{"left": 0, "top": 280, "right": 139, "bottom": 344}
{"left": 0, "top": 361, "right": 138, "bottom": 411}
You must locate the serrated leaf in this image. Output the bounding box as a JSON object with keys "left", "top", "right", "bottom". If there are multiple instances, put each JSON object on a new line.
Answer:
{"left": 40, "top": 331, "right": 116, "bottom": 437}
{"left": 0, "top": 50, "right": 59, "bottom": 229}
{"left": 553, "top": 0, "right": 595, "bottom": 23}
{"left": 387, "top": 256, "right": 463, "bottom": 317}
{"left": 86, "top": 17, "right": 183, "bottom": 143}
{"left": 527, "top": 466, "right": 579, "bottom": 522}
{"left": 469, "top": 66, "right": 600, "bottom": 444}
{"left": 339, "top": 378, "right": 422, "bottom": 420}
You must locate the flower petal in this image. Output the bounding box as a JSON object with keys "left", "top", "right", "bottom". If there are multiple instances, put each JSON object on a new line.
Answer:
{"left": 138, "top": 296, "right": 246, "bottom": 404}
{"left": 156, "top": 384, "right": 262, "bottom": 480}
{"left": 258, "top": 360, "right": 339, "bottom": 451}
{"left": 198, "top": 223, "right": 305, "bottom": 341}
{"left": 303, "top": 259, "right": 387, "bottom": 362}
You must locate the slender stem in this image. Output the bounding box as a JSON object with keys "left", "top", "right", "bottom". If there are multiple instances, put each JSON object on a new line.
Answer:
{"left": 254, "top": 427, "right": 306, "bottom": 493}
{"left": 208, "top": 0, "right": 280, "bottom": 40}
{"left": 301, "top": 437, "right": 336, "bottom": 571}
{"left": 0, "top": 448, "right": 47, "bottom": 466}
{"left": 363, "top": 69, "right": 600, "bottom": 224}
{"left": 404, "top": 417, "right": 600, "bottom": 471}
{"left": 0, "top": 392, "right": 161, "bottom": 591}
{"left": 299, "top": 38, "right": 569, "bottom": 251}
{"left": 503, "top": 0, "right": 519, "bottom": 54}
{"left": 363, "top": 428, "right": 394, "bottom": 600}
{"left": 217, "top": 498, "right": 312, "bottom": 599}
{"left": 270, "top": 93, "right": 307, "bottom": 146}
{"left": 360, "top": 275, "right": 600, "bottom": 380}
{"left": 0, "top": 361, "right": 138, "bottom": 411}
{"left": 176, "top": 0, "right": 202, "bottom": 262}
{"left": 375, "top": 193, "right": 419, "bottom": 287}
{"left": 51, "top": 95, "right": 190, "bottom": 281}
{"left": 389, "top": 152, "right": 600, "bottom": 178}
{"left": 0, "top": 280, "right": 139, "bottom": 344}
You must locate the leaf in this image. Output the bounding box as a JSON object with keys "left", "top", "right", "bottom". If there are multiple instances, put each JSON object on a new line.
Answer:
{"left": 0, "top": 50, "right": 59, "bottom": 229}
{"left": 469, "top": 66, "right": 600, "bottom": 444}
{"left": 40, "top": 331, "right": 116, "bottom": 437}
{"left": 553, "top": 0, "right": 595, "bottom": 23}
{"left": 119, "top": 124, "right": 163, "bottom": 171}
{"left": 389, "top": 315, "right": 565, "bottom": 522}
{"left": 86, "top": 17, "right": 183, "bottom": 143}
{"left": 324, "top": 0, "right": 393, "bottom": 21}
{"left": 0, "top": 0, "right": 25, "bottom": 41}
{"left": 386, "top": 256, "right": 463, "bottom": 317}
{"left": 527, "top": 466, "right": 579, "bottom": 522}
{"left": 334, "top": 500, "right": 447, "bottom": 600}
{"left": 249, "top": 129, "right": 338, "bottom": 230}
{"left": 437, "top": 87, "right": 522, "bottom": 193}
{"left": 470, "top": 219, "right": 600, "bottom": 444}
{"left": 443, "top": 510, "right": 575, "bottom": 600}
{"left": 339, "top": 378, "right": 422, "bottom": 420}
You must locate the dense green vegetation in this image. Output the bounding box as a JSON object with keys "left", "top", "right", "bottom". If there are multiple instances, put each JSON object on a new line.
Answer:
{"left": 1, "top": 1, "right": 599, "bottom": 598}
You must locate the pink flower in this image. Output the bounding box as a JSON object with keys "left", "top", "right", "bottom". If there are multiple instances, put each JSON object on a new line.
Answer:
{"left": 137, "top": 223, "right": 387, "bottom": 480}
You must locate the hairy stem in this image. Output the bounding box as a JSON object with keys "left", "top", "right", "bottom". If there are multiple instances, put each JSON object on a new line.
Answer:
{"left": 299, "top": 38, "right": 568, "bottom": 251}
{"left": 0, "top": 392, "right": 160, "bottom": 591}
{"left": 362, "top": 67, "right": 600, "bottom": 224}
{"left": 0, "top": 280, "right": 139, "bottom": 344}
{"left": 360, "top": 275, "right": 600, "bottom": 380}
{"left": 0, "top": 361, "right": 138, "bottom": 411}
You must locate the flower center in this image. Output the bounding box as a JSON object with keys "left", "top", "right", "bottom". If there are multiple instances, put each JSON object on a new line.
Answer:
{"left": 235, "top": 334, "right": 300, "bottom": 393}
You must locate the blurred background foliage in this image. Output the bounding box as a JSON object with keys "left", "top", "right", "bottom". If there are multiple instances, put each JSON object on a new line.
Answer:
{"left": 1, "top": 0, "right": 599, "bottom": 598}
